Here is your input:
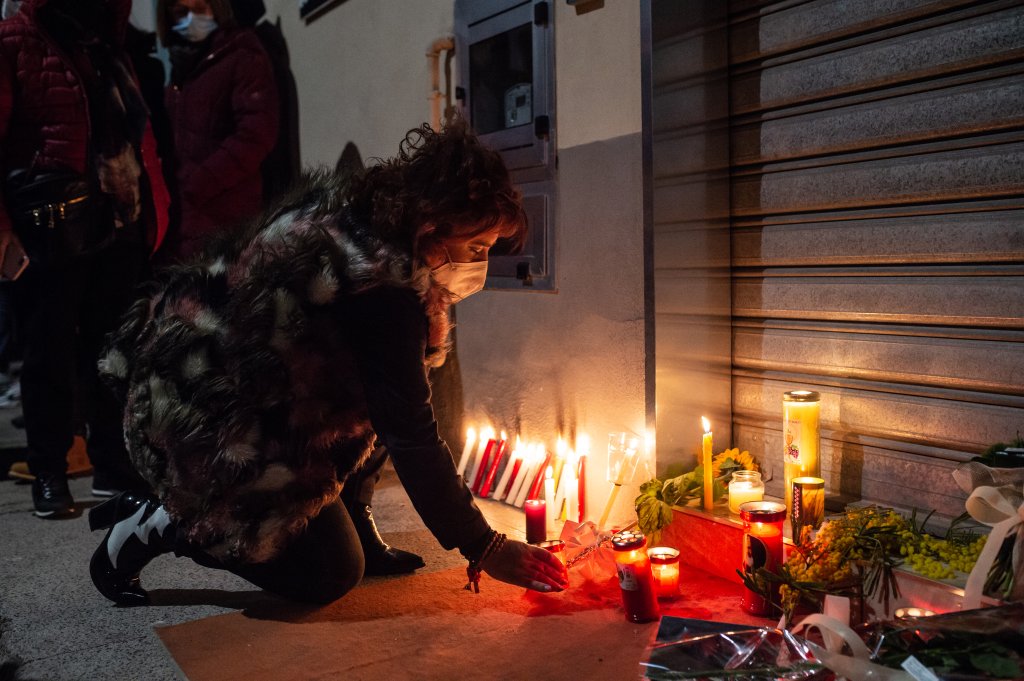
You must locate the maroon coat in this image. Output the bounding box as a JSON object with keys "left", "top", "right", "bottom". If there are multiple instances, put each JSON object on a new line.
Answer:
{"left": 0, "top": 0, "right": 169, "bottom": 249}
{"left": 165, "top": 27, "right": 278, "bottom": 258}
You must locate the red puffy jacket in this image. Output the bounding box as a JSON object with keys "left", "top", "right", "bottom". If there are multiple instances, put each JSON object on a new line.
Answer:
{"left": 165, "top": 27, "right": 278, "bottom": 258}
{"left": 0, "top": 0, "right": 169, "bottom": 252}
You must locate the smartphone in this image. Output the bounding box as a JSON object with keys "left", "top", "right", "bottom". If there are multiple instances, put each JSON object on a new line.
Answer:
{"left": 0, "top": 239, "right": 29, "bottom": 281}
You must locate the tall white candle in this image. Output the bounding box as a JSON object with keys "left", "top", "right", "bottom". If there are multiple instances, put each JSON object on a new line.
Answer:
{"left": 492, "top": 436, "right": 521, "bottom": 501}
{"left": 506, "top": 440, "right": 531, "bottom": 503}
{"left": 513, "top": 444, "right": 541, "bottom": 507}
{"left": 544, "top": 465, "right": 556, "bottom": 530}
{"left": 566, "top": 454, "right": 579, "bottom": 523}
{"left": 466, "top": 426, "right": 494, "bottom": 486}
{"left": 456, "top": 427, "right": 476, "bottom": 477}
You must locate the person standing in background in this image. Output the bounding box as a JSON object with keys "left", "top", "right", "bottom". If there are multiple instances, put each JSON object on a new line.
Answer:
{"left": 0, "top": 0, "right": 170, "bottom": 517}
{"left": 156, "top": 0, "right": 278, "bottom": 261}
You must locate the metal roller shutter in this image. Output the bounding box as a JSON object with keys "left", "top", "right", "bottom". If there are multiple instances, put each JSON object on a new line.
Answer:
{"left": 653, "top": 0, "right": 1024, "bottom": 517}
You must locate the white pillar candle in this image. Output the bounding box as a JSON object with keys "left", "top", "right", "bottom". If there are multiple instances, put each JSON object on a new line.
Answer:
{"left": 544, "top": 465, "right": 556, "bottom": 530}
{"left": 513, "top": 445, "right": 543, "bottom": 507}
{"left": 455, "top": 427, "right": 476, "bottom": 477}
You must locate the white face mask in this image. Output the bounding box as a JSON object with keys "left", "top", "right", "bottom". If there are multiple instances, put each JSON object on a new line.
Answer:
{"left": 173, "top": 12, "right": 218, "bottom": 43}
{"left": 430, "top": 258, "right": 488, "bottom": 302}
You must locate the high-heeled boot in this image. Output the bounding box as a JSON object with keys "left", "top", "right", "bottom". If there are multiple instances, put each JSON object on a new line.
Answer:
{"left": 350, "top": 504, "right": 425, "bottom": 576}
{"left": 88, "top": 491, "right": 177, "bottom": 606}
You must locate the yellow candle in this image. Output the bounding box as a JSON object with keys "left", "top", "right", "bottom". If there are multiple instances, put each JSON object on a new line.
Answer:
{"left": 783, "top": 391, "right": 820, "bottom": 514}
{"left": 701, "top": 416, "right": 713, "bottom": 511}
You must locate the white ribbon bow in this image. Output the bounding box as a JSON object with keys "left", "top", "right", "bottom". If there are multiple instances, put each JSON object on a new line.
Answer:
{"left": 961, "top": 482, "right": 1024, "bottom": 609}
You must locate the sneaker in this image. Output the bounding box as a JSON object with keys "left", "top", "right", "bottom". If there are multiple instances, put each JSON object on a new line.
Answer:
{"left": 32, "top": 474, "right": 75, "bottom": 517}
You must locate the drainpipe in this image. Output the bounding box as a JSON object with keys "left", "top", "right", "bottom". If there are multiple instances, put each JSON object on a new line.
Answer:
{"left": 427, "top": 37, "right": 454, "bottom": 131}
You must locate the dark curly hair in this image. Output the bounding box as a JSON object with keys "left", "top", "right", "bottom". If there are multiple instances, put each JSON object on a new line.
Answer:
{"left": 344, "top": 118, "right": 528, "bottom": 265}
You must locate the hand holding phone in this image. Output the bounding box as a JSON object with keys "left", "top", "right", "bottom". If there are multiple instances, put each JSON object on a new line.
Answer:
{"left": 0, "top": 232, "right": 29, "bottom": 281}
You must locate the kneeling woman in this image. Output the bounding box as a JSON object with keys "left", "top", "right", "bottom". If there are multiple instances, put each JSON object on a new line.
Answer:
{"left": 90, "top": 120, "right": 568, "bottom": 605}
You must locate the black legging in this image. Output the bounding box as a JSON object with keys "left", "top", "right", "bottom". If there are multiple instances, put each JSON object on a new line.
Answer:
{"left": 187, "top": 500, "right": 365, "bottom": 604}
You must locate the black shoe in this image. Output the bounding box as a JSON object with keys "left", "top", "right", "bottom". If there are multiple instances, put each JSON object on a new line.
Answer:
{"left": 88, "top": 491, "right": 176, "bottom": 606}
{"left": 350, "top": 504, "right": 425, "bottom": 576}
{"left": 31, "top": 474, "right": 75, "bottom": 518}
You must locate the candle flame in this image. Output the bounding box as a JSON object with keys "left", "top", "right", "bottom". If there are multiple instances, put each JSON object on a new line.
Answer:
{"left": 481, "top": 426, "right": 495, "bottom": 441}
{"left": 576, "top": 432, "right": 591, "bottom": 456}
{"left": 701, "top": 416, "right": 711, "bottom": 434}
{"left": 466, "top": 426, "right": 476, "bottom": 442}
{"left": 500, "top": 430, "right": 508, "bottom": 441}
{"left": 556, "top": 436, "right": 567, "bottom": 456}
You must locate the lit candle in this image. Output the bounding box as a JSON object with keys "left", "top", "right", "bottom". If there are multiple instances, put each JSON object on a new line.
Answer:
{"left": 478, "top": 431, "right": 508, "bottom": 497}
{"left": 611, "top": 530, "right": 660, "bottom": 623}
{"left": 544, "top": 465, "right": 556, "bottom": 530}
{"left": 648, "top": 547, "right": 681, "bottom": 598}
{"left": 728, "top": 470, "right": 765, "bottom": 514}
{"left": 466, "top": 426, "right": 494, "bottom": 487}
{"left": 702, "top": 416, "right": 713, "bottom": 511}
{"left": 576, "top": 433, "right": 589, "bottom": 522}
{"left": 783, "top": 391, "right": 821, "bottom": 514}
{"left": 537, "top": 539, "right": 566, "bottom": 565}
{"left": 456, "top": 427, "right": 476, "bottom": 477}
{"left": 524, "top": 498, "right": 547, "bottom": 543}
{"left": 510, "top": 444, "right": 539, "bottom": 507}
{"left": 493, "top": 436, "right": 522, "bottom": 501}
{"left": 740, "top": 501, "right": 786, "bottom": 616}
{"left": 791, "top": 476, "right": 825, "bottom": 545}
{"left": 526, "top": 448, "right": 554, "bottom": 502}
{"left": 552, "top": 438, "right": 569, "bottom": 520}
{"left": 471, "top": 431, "right": 500, "bottom": 494}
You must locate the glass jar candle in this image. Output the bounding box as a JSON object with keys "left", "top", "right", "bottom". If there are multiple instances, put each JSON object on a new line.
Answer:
{"left": 783, "top": 390, "right": 821, "bottom": 514}
{"left": 728, "top": 470, "right": 765, "bottom": 514}
{"left": 611, "top": 530, "right": 660, "bottom": 623}
{"left": 536, "top": 539, "right": 565, "bottom": 565}
{"left": 647, "top": 547, "right": 681, "bottom": 598}
{"left": 739, "top": 501, "right": 786, "bottom": 616}
{"left": 791, "top": 476, "right": 825, "bottom": 545}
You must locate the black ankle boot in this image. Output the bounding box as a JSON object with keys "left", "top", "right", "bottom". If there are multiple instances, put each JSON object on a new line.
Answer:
{"left": 350, "top": 504, "right": 425, "bottom": 576}
{"left": 88, "top": 491, "right": 176, "bottom": 606}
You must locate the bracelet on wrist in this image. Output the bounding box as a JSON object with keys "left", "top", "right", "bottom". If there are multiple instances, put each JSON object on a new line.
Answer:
{"left": 464, "top": 530, "right": 507, "bottom": 593}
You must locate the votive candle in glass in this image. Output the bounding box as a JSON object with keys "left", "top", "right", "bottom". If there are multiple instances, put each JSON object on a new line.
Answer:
{"left": 739, "top": 501, "right": 786, "bottom": 616}
{"left": 524, "top": 499, "right": 547, "bottom": 544}
{"left": 783, "top": 390, "right": 820, "bottom": 514}
{"left": 611, "top": 530, "right": 660, "bottom": 623}
{"left": 728, "top": 470, "right": 764, "bottom": 514}
{"left": 791, "top": 476, "right": 825, "bottom": 545}
{"left": 536, "top": 539, "right": 565, "bottom": 565}
{"left": 647, "top": 547, "right": 681, "bottom": 598}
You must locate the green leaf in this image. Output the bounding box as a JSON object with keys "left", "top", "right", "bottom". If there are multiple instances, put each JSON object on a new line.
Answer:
{"left": 970, "top": 653, "right": 1022, "bottom": 678}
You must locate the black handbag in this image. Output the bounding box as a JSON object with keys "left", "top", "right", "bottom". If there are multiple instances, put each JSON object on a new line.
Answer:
{"left": 5, "top": 168, "right": 114, "bottom": 263}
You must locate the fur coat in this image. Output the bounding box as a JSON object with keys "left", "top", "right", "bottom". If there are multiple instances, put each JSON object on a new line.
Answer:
{"left": 99, "top": 171, "right": 459, "bottom": 564}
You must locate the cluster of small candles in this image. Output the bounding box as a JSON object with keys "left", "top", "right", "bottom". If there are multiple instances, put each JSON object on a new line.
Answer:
{"left": 456, "top": 427, "right": 588, "bottom": 542}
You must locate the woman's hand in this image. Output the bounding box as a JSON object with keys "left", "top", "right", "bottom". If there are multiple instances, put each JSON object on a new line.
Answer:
{"left": 480, "top": 539, "right": 569, "bottom": 592}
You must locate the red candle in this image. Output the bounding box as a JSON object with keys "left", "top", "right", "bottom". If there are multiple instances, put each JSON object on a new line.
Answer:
{"left": 611, "top": 530, "right": 660, "bottom": 623}
{"left": 739, "top": 501, "right": 786, "bottom": 616}
{"left": 526, "top": 450, "right": 553, "bottom": 500}
{"left": 478, "top": 437, "right": 507, "bottom": 497}
{"left": 648, "top": 547, "right": 681, "bottom": 598}
{"left": 524, "top": 499, "right": 547, "bottom": 544}
{"left": 471, "top": 438, "right": 497, "bottom": 493}
{"left": 497, "top": 456, "right": 523, "bottom": 500}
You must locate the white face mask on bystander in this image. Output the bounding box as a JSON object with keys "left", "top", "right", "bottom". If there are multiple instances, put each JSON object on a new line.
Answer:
{"left": 172, "top": 12, "right": 218, "bottom": 42}
{"left": 430, "top": 258, "right": 488, "bottom": 302}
